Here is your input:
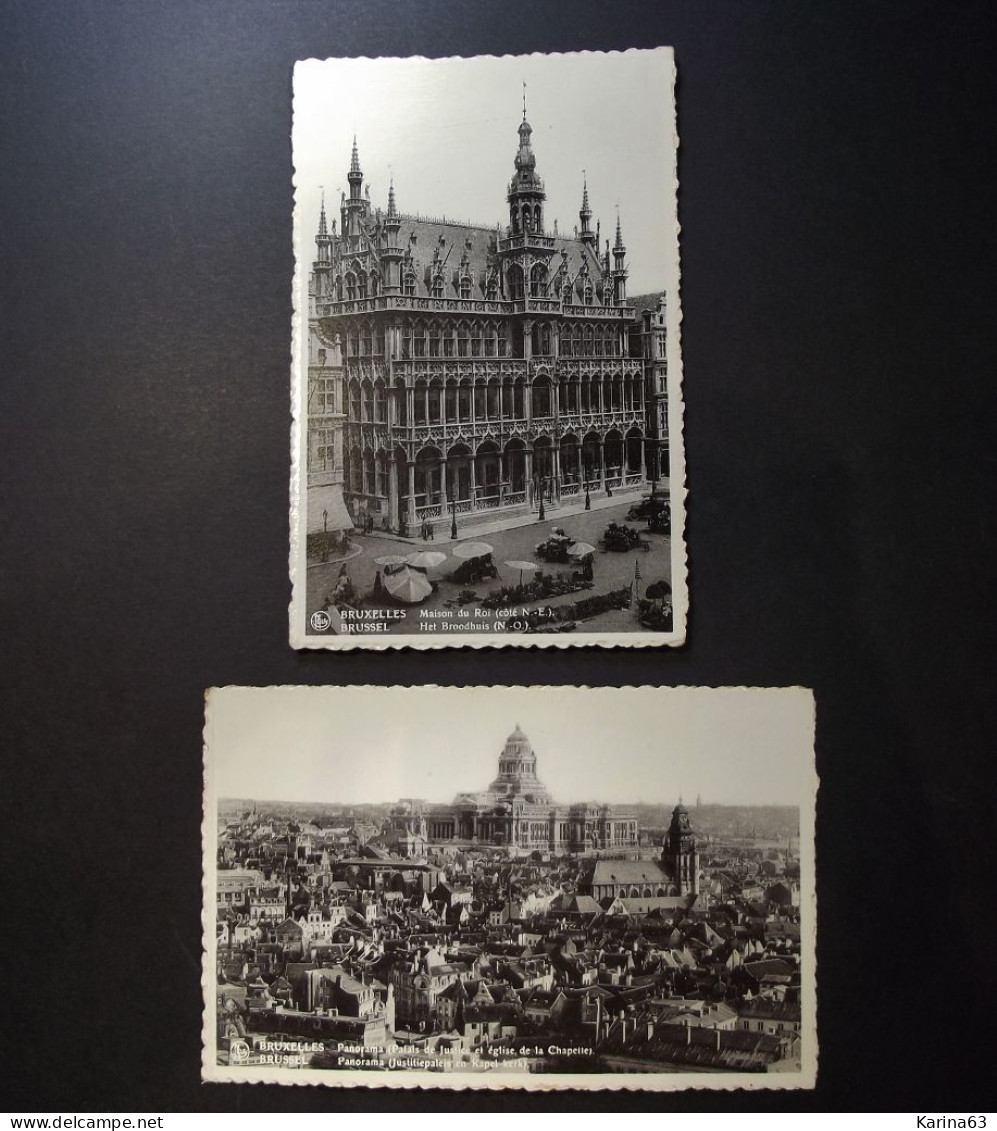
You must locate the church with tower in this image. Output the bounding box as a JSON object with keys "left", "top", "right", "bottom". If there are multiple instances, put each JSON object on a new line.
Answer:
{"left": 305, "top": 106, "right": 670, "bottom": 540}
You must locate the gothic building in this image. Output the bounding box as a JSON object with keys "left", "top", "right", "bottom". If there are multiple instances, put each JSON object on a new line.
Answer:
{"left": 588, "top": 803, "right": 700, "bottom": 902}
{"left": 305, "top": 111, "right": 670, "bottom": 538}
{"left": 388, "top": 725, "right": 639, "bottom": 858}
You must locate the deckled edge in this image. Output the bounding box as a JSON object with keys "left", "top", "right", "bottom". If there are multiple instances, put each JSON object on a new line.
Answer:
{"left": 287, "top": 46, "right": 688, "bottom": 652}
{"left": 202, "top": 685, "right": 817, "bottom": 1092}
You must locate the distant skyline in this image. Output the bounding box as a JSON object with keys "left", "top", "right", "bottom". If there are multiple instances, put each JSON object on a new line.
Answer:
{"left": 293, "top": 50, "right": 678, "bottom": 298}
{"left": 206, "top": 687, "right": 815, "bottom": 808}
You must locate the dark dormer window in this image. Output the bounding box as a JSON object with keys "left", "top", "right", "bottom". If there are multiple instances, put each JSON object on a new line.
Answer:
{"left": 460, "top": 276, "right": 471, "bottom": 300}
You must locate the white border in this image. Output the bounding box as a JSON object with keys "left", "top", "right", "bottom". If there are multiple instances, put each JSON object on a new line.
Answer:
{"left": 202, "top": 686, "right": 817, "bottom": 1091}
{"left": 288, "top": 49, "right": 687, "bottom": 650}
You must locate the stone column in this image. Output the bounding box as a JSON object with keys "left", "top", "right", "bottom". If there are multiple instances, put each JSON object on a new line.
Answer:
{"left": 525, "top": 448, "right": 534, "bottom": 505}
{"left": 553, "top": 442, "right": 561, "bottom": 499}
{"left": 407, "top": 461, "right": 417, "bottom": 524}
{"left": 388, "top": 460, "right": 399, "bottom": 529}
{"left": 470, "top": 455, "right": 477, "bottom": 510}
{"left": 440, "top": 457, "right": 447, "bottom": 509}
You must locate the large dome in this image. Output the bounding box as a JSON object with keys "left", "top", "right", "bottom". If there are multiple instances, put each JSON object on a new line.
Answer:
{"left": 487, "top": 725, "right": 551, "bottom": 802}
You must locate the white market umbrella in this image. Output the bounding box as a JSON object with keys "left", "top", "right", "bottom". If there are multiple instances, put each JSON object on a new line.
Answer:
{"left": 505, "top": 560, "right": 539, "bottom": 587}
{"left": 374, "top": 554, "right": 408, "bottom": 567}
{"left": 567, "top": 541, "right": 597, "bottom": 559}
{"left": 451, "top": 541, "right": 494, "bottom": 560}
{"left": 406, "top": 550, "right": 448, "bottom": 572}
{"left": 383, "top": 567, "right": 433, "bottom": 605}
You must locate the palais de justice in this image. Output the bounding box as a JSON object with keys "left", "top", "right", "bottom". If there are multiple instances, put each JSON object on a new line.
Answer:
{"left": 385, "top": 726, "right": 700, "bottom": 899}
{"left": 305, "top": 110, "right": 671, "bottom": 538}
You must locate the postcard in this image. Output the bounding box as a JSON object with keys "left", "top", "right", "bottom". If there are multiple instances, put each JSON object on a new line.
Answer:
{"left": 290, "top": 49, "right": 686, "bottom": 648}
{"left": 203, "top": 685, "right": 817, "bottom": 1090}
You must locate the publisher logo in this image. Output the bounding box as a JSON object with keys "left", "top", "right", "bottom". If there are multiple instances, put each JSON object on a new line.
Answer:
{"left": 230, "top": 1039, "right": 250, "bottom": 1064}
{"left": 310, "top": 610, "right": 332, "bottom": 632}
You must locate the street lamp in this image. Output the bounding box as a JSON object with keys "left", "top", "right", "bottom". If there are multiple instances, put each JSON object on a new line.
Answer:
{"left": 538, "top": 475, "right": 546, "bottom": 522}
{"left": 322, "top": 508, "right": 329, "bottom": 562}
{"left": 450, "top": 484, "right": 458, "bottom": 541}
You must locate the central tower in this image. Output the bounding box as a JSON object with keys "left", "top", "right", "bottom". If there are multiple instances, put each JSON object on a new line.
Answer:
{"left": 487, "top": 725, "right": 552, "bottom": 802}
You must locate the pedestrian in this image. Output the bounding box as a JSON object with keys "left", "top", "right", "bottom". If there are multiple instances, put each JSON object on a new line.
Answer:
{"left": 583, "top": 556, "right": 594, "bottom": 582}
{"left": 428, "top": 520, "right": 435, "bottom": 541}
{"left": 373, "top": 569, "right": 383, "bottom": 597}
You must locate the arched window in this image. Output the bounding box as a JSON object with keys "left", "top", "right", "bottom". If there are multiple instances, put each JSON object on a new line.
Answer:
{"left": 530, "top": 263, "right": 547, "bottom": 298}
{"left": 335, "top": 276, "right": 343, "bottom": 300}
{"left": 486, "top": 274, "right": 499, "bottom": 300}
{"left": 428, "top": 322, "right": 441, "bottom": 356}
{"left": 403, "top": 272, "right": 416, "bottom": 297}
{"left": 356, "top": 270, "right": 368, "bottom": 299}
{"left": 471, "top": 321, "right": 483, "bottom": 357}
{"left": 583, "top": 282, "right": 593, "bottom": 306}
{"left": 345, "top": 272, "right": 356, "bottom": 300}
{"left": 431, "top": 273, "right": 444, "bottom": 299}
{"left": 460, "top": 275, "right": 471, "bottom": 299}
{"left": 457, "top": 322, "right": 471, "bottom": 357}
{"left": 534, "top": 204, "right": 542, "bottom": 232}
{"left": 508, "top": 265, "right": 525, "bottom": 302}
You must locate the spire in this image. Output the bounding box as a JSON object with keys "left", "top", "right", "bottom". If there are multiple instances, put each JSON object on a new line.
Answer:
{"left": 387, "top": 177, "right": 397, "bottom": 219}
{"left": 614, "top": 210, "right": 625, "bottom": 253}
{"left": 522, "top": 80, "right": 527, "bottom": 121}
{"left": 350, "top": 135, "right": 361, "bottom": 176}
{"left": 579, "top": 172, "right": 594, "bottom": 244}
{"left": 317, "top": 189, "right": 328, "bottom": 237}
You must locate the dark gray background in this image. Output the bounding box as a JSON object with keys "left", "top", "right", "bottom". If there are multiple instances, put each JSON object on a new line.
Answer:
{"left": 2, "top": 0, "right": 994, "bottom": 1112}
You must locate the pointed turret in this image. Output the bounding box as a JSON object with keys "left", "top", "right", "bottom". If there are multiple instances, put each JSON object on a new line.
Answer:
{"left": 313, "top": 191, "right": 333, "bottom": 298}
{"left": 579, "top": 173, "right": 595, "bottom": 246}
{"left": 612, "top": 211, "right": 628, "bottom": 304}
{"left": 343, "top": 137, "right": 368, "bottom": 245}
{"left": 381, "top": 177, "right": 403, "bottom": 295}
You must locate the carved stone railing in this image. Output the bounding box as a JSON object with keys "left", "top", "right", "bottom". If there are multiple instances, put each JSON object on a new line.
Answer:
{"left": 559, "top": 482, "right": 581, "bottom": 498}
{"left": 498, "top": 233, "right": 556, "bottom": 253}
{"left": 395, "top": 359, "right": 528, "bottom": 382}
{"left": 624, "top": 472, "right": 643, "bottom": 487}
{"left": 317, "top": 295, "right": 514, "bottom": 318}
{"left": 504, "top": 491, "right": 526, "bottom": 505}
{"left": 562, "top": 303, "right": 636, "bottom": 321}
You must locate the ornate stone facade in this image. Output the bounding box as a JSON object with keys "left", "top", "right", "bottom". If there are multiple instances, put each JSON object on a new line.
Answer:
{"left": 306, "top": 114, "right": 669, "bottom": 535}
{"left": 391, "top": 725, "right": 639, "bottom": 859}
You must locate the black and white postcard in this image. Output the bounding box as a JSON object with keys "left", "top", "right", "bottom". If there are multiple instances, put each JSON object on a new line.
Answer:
{"left": 289, "top": 49, "right": 686, "bottom": 649}
{"left": 203, "top": 686, "right": 817, "bottom": 1091}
